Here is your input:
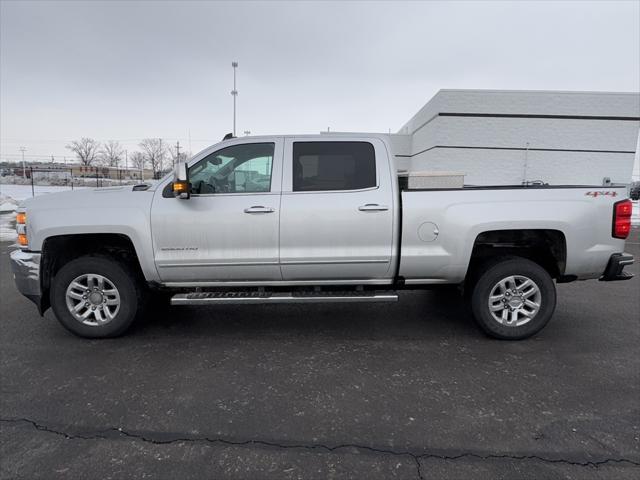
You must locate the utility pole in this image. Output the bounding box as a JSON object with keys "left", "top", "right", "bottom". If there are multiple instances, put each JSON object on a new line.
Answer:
{"left": 19, "top": 147, "right": 26, "bottom": 178}
{"left": 124, "top": 150, "right": 128, "bottom": 178}
{"left": 175, "top": 140, "right": 180, "bottom": 168}
{"left": 231, "top": 61, "right": 238, "bottom": 137}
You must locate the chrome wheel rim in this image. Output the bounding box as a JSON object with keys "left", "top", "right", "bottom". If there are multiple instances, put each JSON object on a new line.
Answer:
{"left": 488, "top": 275, "right": 541, "bottom": 327}
{"left": 65, "top": 274, "right": 121, "bottom": 326}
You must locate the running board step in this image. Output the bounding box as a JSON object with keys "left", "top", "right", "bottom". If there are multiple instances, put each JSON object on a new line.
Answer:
{"left": 170, "top": 290, "right": 398, "bottom": 305}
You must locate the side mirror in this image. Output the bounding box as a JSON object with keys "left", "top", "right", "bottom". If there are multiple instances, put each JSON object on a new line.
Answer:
{"left": 172, "top": 162, "right": 190, "bottom": 199}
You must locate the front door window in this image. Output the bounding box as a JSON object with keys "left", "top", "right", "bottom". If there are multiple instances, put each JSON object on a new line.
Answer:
{"left": 189, "top": 143, "right": 274, "bottom": 194}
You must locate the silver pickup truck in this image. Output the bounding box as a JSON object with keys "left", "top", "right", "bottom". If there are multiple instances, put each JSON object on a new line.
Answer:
{"left": 10, "top": 134, "right": 634, "bottom": 340}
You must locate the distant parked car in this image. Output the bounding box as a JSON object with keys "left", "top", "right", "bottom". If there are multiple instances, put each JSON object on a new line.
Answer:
{"left": 630, "top": 181, "right": 640, "bottom": 201}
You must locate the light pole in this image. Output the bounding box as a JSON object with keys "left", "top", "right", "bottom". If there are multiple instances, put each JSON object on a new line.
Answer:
{"left": 19, "top": 146, "right": 26, "bottom": 178}
{"left": 523, "top": 142, "right": 530, "bottom": 185}
{"left": 231, "top": 61, "right": 238, "bottom": 137}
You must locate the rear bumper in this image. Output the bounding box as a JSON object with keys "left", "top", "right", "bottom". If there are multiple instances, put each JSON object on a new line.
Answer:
{"left": 600, "top": 253, "right": 634, "bottom": 281}
{"left": 9, "top": 249, "right": 43, "bottom": 310}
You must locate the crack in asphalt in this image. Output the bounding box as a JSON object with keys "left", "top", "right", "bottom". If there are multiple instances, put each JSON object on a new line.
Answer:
{"left": 2, "top": 417, "right": 639, "bottom": 479}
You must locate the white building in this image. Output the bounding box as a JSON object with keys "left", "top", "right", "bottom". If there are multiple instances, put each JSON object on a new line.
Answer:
{"left": 391, "top": 89, "right": 640, "bottom": 185}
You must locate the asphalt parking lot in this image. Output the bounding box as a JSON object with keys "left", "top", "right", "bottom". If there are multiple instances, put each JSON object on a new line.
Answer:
{"left": 1, "top": 240, "right": 639, "bottom": 480}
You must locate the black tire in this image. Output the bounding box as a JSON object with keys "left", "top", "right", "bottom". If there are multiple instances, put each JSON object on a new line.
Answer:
{"left": 50, "top": 255, "right": 142, "bottom": 338}
{"left": 469, "top": 257, "right": 556, "bottom": 340}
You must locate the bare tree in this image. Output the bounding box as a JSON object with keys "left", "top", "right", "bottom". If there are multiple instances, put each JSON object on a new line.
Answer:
{"left": 139, "top": 138, "right": 167, "bottom": 178}
{"left": 100, "top": 140, "right": 124, "bottom": 167}
{"left": 66, "top": 137, "right": 101, "bottom": 166}
{"left": 129, "top": 151, "right": 146, "bottom": 170}
{"left": 168, "top": 144, "right": 190, "bottom": 169}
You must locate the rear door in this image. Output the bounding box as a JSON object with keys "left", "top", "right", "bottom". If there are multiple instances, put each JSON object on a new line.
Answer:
{"left": 279, "top": 138, "right": 395, "bottom": 281}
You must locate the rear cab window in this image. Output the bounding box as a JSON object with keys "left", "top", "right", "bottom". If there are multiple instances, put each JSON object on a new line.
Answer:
{"left": 292, "top": 142, "right": 376, "bottom": 192}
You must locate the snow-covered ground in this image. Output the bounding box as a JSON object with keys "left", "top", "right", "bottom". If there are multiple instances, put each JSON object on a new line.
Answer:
{"left": 0, "top": 184, "right": 89, "bottom": 242}
{"left": 0, "top": 184, "right": 88, "bottom": 202}
{"left": 0, "top": 195, "right": 18, "bottom": 242}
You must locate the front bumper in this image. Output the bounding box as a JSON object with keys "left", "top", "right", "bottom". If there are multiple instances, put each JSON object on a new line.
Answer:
{"left": 600, "top": 253, "right": 634, "bottom": 281}
{"left": 9, "top": 249, "right": 43, "bottom": 310}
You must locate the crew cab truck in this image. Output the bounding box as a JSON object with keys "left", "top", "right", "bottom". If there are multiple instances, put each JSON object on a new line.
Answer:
{"left": 10, "top": 134, "right": 635, "bottom": 340}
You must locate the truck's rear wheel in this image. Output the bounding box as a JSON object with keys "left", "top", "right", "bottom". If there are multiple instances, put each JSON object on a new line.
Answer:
{"left": 469, "top": 257, "right": 556, "bottom": 340}
{"left": 50, "top": 256, "right": 141, "bottom": 338}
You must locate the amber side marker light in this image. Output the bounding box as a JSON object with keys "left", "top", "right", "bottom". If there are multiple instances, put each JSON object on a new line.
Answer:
{"left": 18, "top": 234, "right": 28, "bottom": 246}
{"left": 172, "top": 181, "right": 188, "bottom": 192}
{"left": 172, "top": 180, "right": 190, "bottom": 199}
{"left": 16, "top": 212, "right": 26, "bottom": 224}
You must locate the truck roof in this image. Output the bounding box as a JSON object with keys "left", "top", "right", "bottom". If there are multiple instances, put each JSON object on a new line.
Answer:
{"left": 222, "top": 132, "right": 391, "bottom": 141}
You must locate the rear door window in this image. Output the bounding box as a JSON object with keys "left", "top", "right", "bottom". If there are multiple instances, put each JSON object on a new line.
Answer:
{"left": 292, "top": 142, "right": 376, "bottom": 192}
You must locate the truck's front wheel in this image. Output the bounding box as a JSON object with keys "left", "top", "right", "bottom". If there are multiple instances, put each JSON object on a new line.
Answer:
{"left": 50, "top": 256, "right": 142, "bottom": 338}
{"left": 469, "top": 257, "right": 556, "bottom": 340}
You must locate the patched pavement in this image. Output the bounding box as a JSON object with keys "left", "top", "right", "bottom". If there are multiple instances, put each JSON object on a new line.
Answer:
{"left": 1, "top": 241, "right": 639, "bottom": 479}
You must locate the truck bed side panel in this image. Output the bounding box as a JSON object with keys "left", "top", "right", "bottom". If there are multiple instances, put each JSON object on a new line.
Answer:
{"left": 399, "top": 187, "right": 627, "bottom": 283}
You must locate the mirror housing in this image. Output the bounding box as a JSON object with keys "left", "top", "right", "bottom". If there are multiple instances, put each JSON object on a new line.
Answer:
{"left": 172, "top": 162, "right": 190, "bottom": 199}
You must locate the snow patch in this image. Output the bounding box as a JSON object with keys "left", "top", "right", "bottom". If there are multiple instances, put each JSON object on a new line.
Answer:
{"left": 0, "top": 195, "right": 17, "bottom": 242}
{"left": 0, "top": 184, "right": 87, "bottom": 201}
{"left": 0, "top": 201, "right": 17, "bottom": 213}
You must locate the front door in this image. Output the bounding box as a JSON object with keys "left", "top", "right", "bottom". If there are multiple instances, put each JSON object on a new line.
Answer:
{"left": 151, "top": 139, "right": 283, "bottom": 283}
{"left": 279, "top": 138, "right": 395, "bottom": 281}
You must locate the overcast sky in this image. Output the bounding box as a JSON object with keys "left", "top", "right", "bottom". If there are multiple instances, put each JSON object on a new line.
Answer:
{"left": 1, "top": 0, "right": 639, "bottom": 163}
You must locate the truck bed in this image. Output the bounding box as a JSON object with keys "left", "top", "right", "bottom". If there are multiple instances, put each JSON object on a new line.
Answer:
{"left": 398, "top": 185, "right": 628, "bottom": 284}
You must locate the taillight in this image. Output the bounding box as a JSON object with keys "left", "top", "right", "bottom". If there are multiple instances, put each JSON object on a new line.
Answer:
{"left": 612, "top": 199, "right": 632, "bottom": 239}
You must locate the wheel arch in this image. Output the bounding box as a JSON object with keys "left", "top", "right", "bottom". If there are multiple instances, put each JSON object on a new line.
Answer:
{"left": 467, "top": 229, "right": 568, "bottom": 281}
{"left": 40, "top": 233, "right": 146, "bottom": 313}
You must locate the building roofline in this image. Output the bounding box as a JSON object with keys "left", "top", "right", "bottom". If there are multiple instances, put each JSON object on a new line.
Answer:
{"left": 436, "top": 88, "right": 640, "bottom": 96}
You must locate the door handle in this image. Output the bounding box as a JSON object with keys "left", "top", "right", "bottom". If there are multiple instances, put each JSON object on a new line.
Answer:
{"left": 358, "top": 203, "right": 389, "bottom": 212}
{"left": 244, "top": 206, "right": 275, "bottom": 214}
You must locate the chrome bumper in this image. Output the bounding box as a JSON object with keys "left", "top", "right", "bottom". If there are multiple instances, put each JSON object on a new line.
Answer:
{"left": 9, "top": 249, "right": 42, "bottom": 308}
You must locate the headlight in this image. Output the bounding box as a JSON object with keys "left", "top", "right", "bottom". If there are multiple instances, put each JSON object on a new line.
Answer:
{"left": 16, "top": 212, "right": 28, "bottom": 247}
